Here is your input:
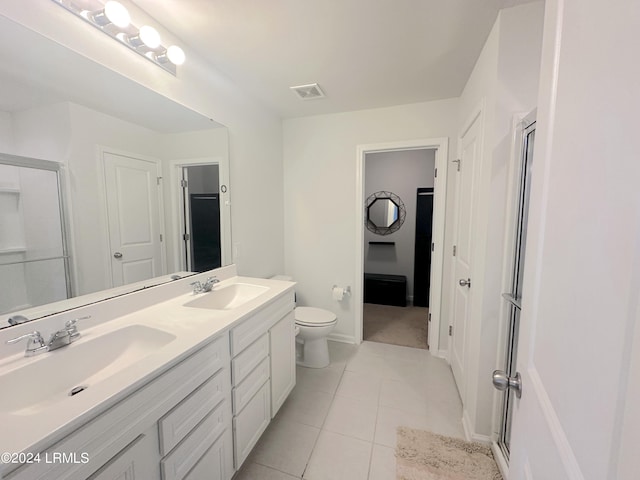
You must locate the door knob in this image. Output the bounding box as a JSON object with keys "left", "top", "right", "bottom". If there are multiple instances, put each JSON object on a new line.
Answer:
{"left": 113, "top": 252, "right": 123, "bottom": 259}
{"left": 492, "top": 370, "right": 522, "bottom": 398}
{"left": 459, "top": 278, "right": 471, "bottom": 287}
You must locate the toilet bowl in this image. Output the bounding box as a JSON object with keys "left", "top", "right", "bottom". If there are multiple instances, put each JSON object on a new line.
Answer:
{"left": 294, "top": 306, "right": 337, "bottom": 369}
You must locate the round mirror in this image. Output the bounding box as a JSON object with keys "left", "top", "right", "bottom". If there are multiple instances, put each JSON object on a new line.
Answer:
{"left": 365, "top": 191, "right": 406, "bottom": 235}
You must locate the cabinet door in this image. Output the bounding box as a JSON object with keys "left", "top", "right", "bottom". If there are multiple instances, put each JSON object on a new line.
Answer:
{"left": 184, "top": 429, "right": 233, "bottom": 480}
{"left": 88, "top": 429, "right": 159, "bottom": 480}
{"left": 269, "top": 311, "right": 296, "bottom": 417}
{"left": 233, "top": 381, "right": 271, "bottom": 469}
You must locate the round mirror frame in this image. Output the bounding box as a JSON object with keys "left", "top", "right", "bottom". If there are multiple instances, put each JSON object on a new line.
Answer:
{"left": 365, "top": 190, "right": 406, "bottom": 235}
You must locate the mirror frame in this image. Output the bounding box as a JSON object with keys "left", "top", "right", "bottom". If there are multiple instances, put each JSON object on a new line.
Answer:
{"left": 365, "top": 190, "right": 406, "bottom": 235}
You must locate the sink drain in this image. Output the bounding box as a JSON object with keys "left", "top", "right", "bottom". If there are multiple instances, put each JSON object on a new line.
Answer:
{"left": 69, "top": 385, "right": 87, "bottom": 396}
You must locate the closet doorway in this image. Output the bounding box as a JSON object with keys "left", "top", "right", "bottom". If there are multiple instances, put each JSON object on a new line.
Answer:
{"left": 356, "top": 138, "right": 449, "bottom": 353}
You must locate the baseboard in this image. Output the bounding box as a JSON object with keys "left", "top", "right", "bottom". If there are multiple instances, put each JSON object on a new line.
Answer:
{"left": 327, "top": 333, "right": 356, "bottom": 344}
{"left": 436, "top": 348, "right": 448, "bottom": 359}
{"left": 462, "top": 409, "right": 492, "bottom": 444}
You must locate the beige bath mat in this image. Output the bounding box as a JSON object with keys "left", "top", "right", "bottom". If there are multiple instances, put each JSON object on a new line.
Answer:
{"left": 396, "top": 427, "right": 502, "bottom": 480}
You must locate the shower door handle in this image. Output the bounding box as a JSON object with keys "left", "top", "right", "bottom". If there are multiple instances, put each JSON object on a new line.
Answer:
{"left": 492, "top": 370, "right": 522, "bottom": 398}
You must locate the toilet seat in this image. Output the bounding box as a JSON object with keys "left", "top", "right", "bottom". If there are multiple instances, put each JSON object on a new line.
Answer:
{"left": 295, "top": 306, "right": 337, "bottom": 327}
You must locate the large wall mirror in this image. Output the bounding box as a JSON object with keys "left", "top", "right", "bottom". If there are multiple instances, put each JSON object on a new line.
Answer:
{"left": 0, "top": 15, "right": 231, "bottom": 328}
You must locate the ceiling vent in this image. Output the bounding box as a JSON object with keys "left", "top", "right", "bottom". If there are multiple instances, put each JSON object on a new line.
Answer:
{"left": 290, "top": 83, "right": 325, "bottom": 100}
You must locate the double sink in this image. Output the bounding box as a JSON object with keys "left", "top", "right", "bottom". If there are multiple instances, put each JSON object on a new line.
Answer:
{"left": 0, "top": 281, "right": 269, "bottom": 417}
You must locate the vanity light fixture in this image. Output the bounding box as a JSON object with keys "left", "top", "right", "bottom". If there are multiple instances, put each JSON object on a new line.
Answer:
{"left": 51, "top": 0, "right": 185, "bottom": 75}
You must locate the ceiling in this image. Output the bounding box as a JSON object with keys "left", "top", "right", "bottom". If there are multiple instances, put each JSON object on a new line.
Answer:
{"left": 132, "top": 0, "right": 537, "bottom": 118}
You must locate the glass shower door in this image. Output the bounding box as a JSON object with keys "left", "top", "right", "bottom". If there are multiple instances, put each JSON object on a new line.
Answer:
{"left": 496, "top": 116, "right": 536, "bottom": 459}
{"left": 0, "top": 160, "right": 70, "bottom": 315}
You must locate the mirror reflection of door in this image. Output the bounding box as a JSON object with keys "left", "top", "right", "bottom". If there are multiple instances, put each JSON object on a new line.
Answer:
{"left": 181, "top": 165, "right": 221, "bottom": 272}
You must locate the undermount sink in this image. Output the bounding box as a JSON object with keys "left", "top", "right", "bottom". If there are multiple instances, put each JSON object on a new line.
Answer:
{"left": 184, "top": 283, "right": 269, "bottom": 311}
{"left": 0, "top": 325, "right": 176, "bottom": 416}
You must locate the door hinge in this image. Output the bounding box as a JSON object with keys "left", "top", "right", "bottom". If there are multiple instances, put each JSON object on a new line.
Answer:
{"left": 428, "top": 313, "right": 432, "bottom": 323}
{"left": 449, "top": 325, "right": 453, "bottom": 336}
{"left": 453, "top": 245, "right": 457, "bottom": 256}
{"left": 431, "top": 242, "right": 435, "bottom": 252}
{"left": 181, "top": 179, "right": 188, "bottom": 188}
{"left": 434, "top": 167, "right": 438, "bottom": 178}
{"left": 159, "top": 234, "right": 163, "bottom": 242}
{"left": 157, "top": 176, "right": 162, "bottom": 185}
{"left": 452, "top": 159, "right": 461, "bottom": 172}
{"left": 183, "top": 233, "right": 190, "bottom": 241}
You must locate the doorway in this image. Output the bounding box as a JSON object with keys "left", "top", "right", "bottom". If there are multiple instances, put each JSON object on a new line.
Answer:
{"left": 355, "top": 138, "right": 449, "bottom": 353}
{"left": 181, "top": 164, "right": 221, "bottom": 272}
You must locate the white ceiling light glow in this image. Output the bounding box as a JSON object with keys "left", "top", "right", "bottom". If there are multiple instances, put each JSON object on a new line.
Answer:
{"left": 139, "top": 25, "right": 161, "bottom": 49}
{"left": 103, "top": 1, "right": 130, "bottom": 28}
{"left": 167, "top": 46, "right": 186, "bottom": 65}
{"left": 51, "top": 0, "right": 185, "bottom": 75}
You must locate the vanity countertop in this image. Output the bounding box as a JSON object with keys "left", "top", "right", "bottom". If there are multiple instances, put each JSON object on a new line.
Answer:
{"left": 0, "top": 266, "right": 295, "bottom": 465}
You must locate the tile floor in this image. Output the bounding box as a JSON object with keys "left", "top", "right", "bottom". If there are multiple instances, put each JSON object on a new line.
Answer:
{"left": 234, "top": 341, "right": 464, "bottom": 480}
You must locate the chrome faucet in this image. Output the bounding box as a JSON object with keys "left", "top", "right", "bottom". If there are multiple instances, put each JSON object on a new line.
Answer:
{"left": 6, "top": 316, "right": 88, "bottom": 357}
{"left": 6, "top": 331, "right": 47, "bottom": 357}
{"left": 190, "top": 276, "right": 220, "bottom": 294}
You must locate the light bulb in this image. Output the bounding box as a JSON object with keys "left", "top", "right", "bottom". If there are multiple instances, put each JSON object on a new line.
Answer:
{"left": 104, "top": 1, "right": 130, "bottom": 28}
{"left": 139, "top": 25, "right": 161, "bottom": 49}
{"left": 167, "top": 45, "right": 186, "bottom": 65}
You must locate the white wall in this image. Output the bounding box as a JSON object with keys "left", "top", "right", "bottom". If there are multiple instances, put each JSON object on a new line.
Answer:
{"left": 283, "top": 99, "right": 458, "bottom": 343}
{"left": 454, "top": 1, "right": 545, "bottom": 439}
{"left": 364, "top": 149, "right": 435, "bottom": 299}
{"left": 0, "top": 0, "right": 285, "bottom": 279}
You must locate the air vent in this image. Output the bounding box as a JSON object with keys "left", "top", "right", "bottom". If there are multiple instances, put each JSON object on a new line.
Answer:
{"left": 290, "top": 83, "right": 325, "bottom": 100}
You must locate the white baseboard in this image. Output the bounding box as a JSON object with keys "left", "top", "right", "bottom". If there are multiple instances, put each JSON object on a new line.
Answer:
{"left": 327, "top": 333, "right": 356, "bottom": 344}
{"left": 462, "top": 409, "right": 492, "bottom": 444}
{"left": 436, "top": 348, "right": 448, "bottom": 359}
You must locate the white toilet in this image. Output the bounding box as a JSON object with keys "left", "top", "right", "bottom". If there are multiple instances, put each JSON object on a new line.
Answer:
{"left": 295, "top": 306, "right": 337, "bottom": 369}
{"left": 271, "top": 275, "right": 338, "bottom": 369}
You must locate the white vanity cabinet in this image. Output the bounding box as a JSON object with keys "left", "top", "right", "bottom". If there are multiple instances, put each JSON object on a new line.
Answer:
{"left": 229, "top": 291, "right": 295, "bottom": 470}
{"left": 4, "top": 334, "right": 233, "bottom": 480}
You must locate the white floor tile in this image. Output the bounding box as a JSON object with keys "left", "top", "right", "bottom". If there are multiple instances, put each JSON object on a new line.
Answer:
{"left": 235, "top": 462, "right": 301, "bottom": 480}
{"left": 296, "top": 365, "right": 344, "bottom": 395}
{"left": 359, "top": 341, "right": 429, "bottom": 363}
{"left": 250, "top": 417, "right": 320, "bottom": 477}
{"left": 368, "top": 444, "right": 396, "bottom": 480}
{"left": 378, "top": 379, "right": 429, "bottom": 415}
{"left": 327, "top": 341, "right": 358, "bottom": 368}
{"left": 278, "top": 385, "right": 334, "bottom": 428}
{"left": 304, "top": 431, "right": 372, "bottom": 480}
{"left": 335, "top": 371, "right": 382, "bottom": 402}
{"left": 322, "top": 395, "right": 378, "bottom": 442}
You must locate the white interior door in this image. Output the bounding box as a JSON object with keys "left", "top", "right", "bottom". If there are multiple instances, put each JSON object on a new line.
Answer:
{"left": 449, "top": 111, "right": 482, "bottom": 395}
{"left": 103, "top": 152, "right": 164, "bottom": 286}
{"left": 506, "top": 1, "right": 640, "bottom": 478}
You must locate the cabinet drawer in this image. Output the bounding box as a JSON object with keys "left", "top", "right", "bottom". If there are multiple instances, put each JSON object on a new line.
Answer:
{"left": 161, "top": 400, "right": 231, "bottom": 480}
{"left": 184, "top": 428, "right": 233, "bottom": 480}
{"left": 229, "top": 293, "right": 294, "bottom": 356}
{"left": 233, "top": 356, "right": 270, "bottom": 414}
{"left": 233, "top": 381, "right": 271, "bottom": 470}
{"left": 231, "top": 333, "right": 269, "bottom": 384}
{"left": 159, "top": 367, "right": 230, "bottom": 455}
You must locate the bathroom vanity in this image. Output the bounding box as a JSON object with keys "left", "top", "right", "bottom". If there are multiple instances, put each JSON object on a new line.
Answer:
{"left": 0, "top": 266, "right": 296, "bottom": 480}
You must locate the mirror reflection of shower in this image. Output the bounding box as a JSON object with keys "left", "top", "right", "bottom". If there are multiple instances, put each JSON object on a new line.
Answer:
{"left": 181, "top": 165, "right": 221, "bottom": 272}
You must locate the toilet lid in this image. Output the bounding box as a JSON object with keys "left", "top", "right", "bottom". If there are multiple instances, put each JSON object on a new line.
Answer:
{"left": 295, "top": 307, "right": 337, "bottom": 326}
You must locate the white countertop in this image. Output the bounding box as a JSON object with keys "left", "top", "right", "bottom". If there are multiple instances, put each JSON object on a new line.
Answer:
{"left": 0, "top": 267, "right": 295, "bottom": 465}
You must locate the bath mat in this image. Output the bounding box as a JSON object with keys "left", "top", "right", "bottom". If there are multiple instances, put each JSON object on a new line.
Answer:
{"left": 396, "top": 427, "right": 502, "bottom": 480}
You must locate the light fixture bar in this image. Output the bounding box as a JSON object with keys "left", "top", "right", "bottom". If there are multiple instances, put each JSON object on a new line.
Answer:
{"left": 50, "top": 0, "right": 184, "bottom": 75}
